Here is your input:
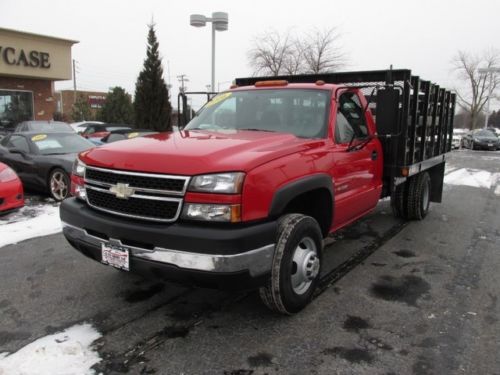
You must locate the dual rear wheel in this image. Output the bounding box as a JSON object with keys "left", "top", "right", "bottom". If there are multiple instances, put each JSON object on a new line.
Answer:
{"left": 391, "top": 171, "right": 431, "bottom": 220}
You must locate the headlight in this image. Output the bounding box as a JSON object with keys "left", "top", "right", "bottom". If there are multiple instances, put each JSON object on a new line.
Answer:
{"left": 181, "top": 203, "right": 241, "bottom": 222}
{"left": 0, "top": 166, "right": 17, "bottom": 182}
{"left": 188, "top": 172, "right": 245, "bottom": 194}
{"left": 72, "top": 158, "right": 86, "bottom": 177}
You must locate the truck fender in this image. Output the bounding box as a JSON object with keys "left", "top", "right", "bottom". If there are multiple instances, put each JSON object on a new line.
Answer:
{"left": 268, "top": 174, "right": 334, "bottom": 218}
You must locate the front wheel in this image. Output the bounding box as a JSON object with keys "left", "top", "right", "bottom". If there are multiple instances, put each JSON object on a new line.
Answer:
{"left": 259, "top": 214, "right": 323, "bottom": 315}
{"left": 49, "top": 168, "right": 70, "bottom": 201}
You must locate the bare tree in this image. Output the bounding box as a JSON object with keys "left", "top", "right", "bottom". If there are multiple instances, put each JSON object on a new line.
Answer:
{"left": 282, "top": 39, "right": 304, "bottom": 75}
{"left": 247, "top": 30, "right": 293, "bottom": 76}
{"left": 301, "top": 28, "right": 345, "bottom": 74}
{"left": 453, "top": 49, "right": 500, "bottom": 129}
{"left": 248, "top": 28, "right": 345, "bottom": 76}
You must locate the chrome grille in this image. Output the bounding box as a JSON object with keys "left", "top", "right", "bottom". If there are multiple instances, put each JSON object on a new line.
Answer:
{"left": 84, "top": 166, "right": 189, "bottom": 222}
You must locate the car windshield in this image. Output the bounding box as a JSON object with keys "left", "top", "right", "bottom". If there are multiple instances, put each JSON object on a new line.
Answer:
{"left": 474, "top": 130, "right": 497, "bottom": 138}
{"left": 27, "top": 122, "right": 72, "bottom": 132}
{"left": 185, "top": 89, "right": 331, "bottom": 139}
{"left": 31, "top": 133, "right": 94, "bottom": 155}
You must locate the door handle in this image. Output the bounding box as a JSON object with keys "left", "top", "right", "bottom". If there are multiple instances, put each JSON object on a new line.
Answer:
{"left": 371, "top": 150, "right": 378, "bottom": 160}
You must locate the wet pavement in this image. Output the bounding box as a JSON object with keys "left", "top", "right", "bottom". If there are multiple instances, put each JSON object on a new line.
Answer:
{"left": 0, "top": 149, "right": 499, "bottom": 374}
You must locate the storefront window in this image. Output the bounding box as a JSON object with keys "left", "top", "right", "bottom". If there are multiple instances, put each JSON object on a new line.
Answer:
{"left": 0, "top": 90, "right": 34, "bottom": 129}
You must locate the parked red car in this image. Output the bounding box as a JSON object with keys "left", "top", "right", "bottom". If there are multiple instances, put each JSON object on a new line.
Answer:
{"left": 0, "top": 162, "right": 24, "bottom": 214}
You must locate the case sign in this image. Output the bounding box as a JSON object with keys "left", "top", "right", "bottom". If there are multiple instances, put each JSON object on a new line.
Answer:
{"left": 0, "top": 46, "right": 51, "bottom": 69}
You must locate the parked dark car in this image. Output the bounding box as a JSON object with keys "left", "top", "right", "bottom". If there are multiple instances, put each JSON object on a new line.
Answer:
{"left": 460, "top": 129, "right": 500, "bottom": 150}
{"left": 0, "top": 132, "right": 94, "bottom": 200}
{"left": 15, "top": 121, "right": 74, "bottom": 133}
{"left": 0, "top": 121, "right": 17, "bottom": 139}
{"left": 80, "top": 123, "right": 132, "bottom": 141}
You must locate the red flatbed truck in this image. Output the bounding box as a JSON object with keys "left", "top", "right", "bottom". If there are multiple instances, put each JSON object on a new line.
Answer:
{"left": 60, "top": 69, "right": 455, "bottom": 314}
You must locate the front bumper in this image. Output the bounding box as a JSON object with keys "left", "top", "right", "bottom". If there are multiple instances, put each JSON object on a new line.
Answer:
{"left": 0, "top": 180, "right": 24, "bottom": 213}
{"left": 60, "top": 198, "right": 277, "bottom": 289}
{"left": 473, "top": 141, "right": 499, "bottom": 150}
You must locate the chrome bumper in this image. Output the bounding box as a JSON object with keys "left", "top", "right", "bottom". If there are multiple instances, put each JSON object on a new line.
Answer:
{"left": 62, "top": 222, "right": 275, "bottom": 276}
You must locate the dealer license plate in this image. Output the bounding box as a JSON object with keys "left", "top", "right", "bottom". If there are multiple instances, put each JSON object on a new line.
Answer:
{"left": 101, "top": 243, "right": 130, "bottom": 271}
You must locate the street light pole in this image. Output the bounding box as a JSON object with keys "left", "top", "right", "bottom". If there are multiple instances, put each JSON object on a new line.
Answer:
{"left": 190, "top": 12, "right": 228, "bottom": 93}
{"left": 211, "top": 22, "right": 216, "bottom": 93}
{"left": 478, "top": 67, "right": 500, "bottom": 129}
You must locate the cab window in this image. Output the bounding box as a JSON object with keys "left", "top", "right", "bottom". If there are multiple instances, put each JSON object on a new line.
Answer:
{"left": 335, "top": 92, "right": 368, "bottom": 144}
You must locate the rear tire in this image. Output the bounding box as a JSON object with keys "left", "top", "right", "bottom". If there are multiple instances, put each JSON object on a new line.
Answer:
{"left": 391, "top": 182, "right": 408, "bottom": 219}
{"left": 406, "top": 172, "right": 431, "bottom": 220}
{"left": 259, "top": 214, "right": 323, "bottom": 315}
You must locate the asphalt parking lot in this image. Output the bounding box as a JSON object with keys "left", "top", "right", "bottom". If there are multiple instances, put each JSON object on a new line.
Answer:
{"left": 0, "top": 149, "right": 499, "bottom": 375}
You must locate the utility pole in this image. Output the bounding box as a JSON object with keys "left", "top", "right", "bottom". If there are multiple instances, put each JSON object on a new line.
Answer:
{"left": 177, "top": 74, "right": 189, "bottom": 93}
{"left": 72, "top": 59, "right": 77, "bottom": 104}
{"left": 478, "top": 67, "right": 500, "bottom": 129}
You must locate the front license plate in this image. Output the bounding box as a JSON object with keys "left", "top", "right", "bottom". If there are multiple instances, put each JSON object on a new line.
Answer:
{"left": 101, "top": 243, "right": 130, "bottom": 271}
{"left": 488, "top": 143, "right": 493, "bottom": 147}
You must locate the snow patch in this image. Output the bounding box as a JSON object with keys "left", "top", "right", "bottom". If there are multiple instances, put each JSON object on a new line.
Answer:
{"left": 444, "top": 168, "right": 498, "bottom": 189}
{"left": 0, "top": 203, "right": 62, "bottom": 248}
{"left": 0, "top": 323, "right": 102, "bottom": 375}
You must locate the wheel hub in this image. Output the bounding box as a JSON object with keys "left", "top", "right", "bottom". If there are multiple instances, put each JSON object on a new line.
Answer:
{"left": 291, "top": 237, "right": 320, "bottom": 295}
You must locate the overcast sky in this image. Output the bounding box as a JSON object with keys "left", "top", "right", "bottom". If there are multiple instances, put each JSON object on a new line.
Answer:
{"left": 1, "top": 0, "right": 499, "bottom": 109}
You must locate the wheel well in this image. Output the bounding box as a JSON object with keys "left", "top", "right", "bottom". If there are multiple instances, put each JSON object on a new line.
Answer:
{"left": 281, "top": 188, "right": 332, "bottom": 238}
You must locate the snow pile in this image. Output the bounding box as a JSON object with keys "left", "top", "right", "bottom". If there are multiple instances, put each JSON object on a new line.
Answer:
{"left": 0, "top": 323, "right": 102, "bottom": 375}
{"left": 0, "top": 203, "right": 62, "bottom": 248}
{"left": 444, "top": 168, "right": 499, "bottom": 189}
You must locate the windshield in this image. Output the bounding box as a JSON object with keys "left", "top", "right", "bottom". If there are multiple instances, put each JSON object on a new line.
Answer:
{"left": 28, "top": 122, "right": 72, "bottom": 132}
{"left": 185, "top": 89, "right": 330, "bottom": 139}
{"left": 31, "top": 133, "right": 94, "bottom": 155}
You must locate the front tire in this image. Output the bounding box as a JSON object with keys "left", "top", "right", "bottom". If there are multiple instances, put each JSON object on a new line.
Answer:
{"left": 49, "top": 168, "right": 70, "bottom": 201}
{"left": 259, "top": 214, "right": 323, "bottom": 315}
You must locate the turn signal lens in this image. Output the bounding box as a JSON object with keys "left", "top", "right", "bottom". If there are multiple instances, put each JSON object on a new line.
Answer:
{"left": 255, "top": 80, "right": 288, "bottom": 87}
{"left": 181, "top": 203, "right": 241, "bottom": 222}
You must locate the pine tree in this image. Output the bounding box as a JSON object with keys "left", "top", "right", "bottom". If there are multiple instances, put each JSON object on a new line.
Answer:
{"left": 97, "top": 87, "right": 134, "bottom": 124}
{"left": 134, "top": 23, "right": 172, "bottom": 131}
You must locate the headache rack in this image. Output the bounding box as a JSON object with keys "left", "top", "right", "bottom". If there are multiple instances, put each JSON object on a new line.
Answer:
{"left": 235, "top": 69, "right": 456, "bottom": 184}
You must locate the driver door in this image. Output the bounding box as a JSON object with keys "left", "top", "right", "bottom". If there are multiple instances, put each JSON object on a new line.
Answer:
{"left": 330, "top": 91, "right": 382, "bottom": 228}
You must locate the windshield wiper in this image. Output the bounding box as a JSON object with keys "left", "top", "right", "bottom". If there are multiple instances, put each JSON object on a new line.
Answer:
{"left": 239, "top": 128, "right": 276, "bottom": 132}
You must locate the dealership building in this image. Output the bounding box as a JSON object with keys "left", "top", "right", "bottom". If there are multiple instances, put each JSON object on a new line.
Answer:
{"left": 0, "top": 27, "right": 77, "bottom": 126}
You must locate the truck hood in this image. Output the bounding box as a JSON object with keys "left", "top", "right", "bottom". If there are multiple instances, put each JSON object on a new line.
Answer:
{"left": 80, "top": 130, "right": 324, "bottom": 175}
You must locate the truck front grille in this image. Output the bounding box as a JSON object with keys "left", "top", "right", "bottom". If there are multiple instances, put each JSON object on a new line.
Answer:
{"left": 85, "top": 167, "right": 188, "bottom": 194}
{"left": 86, "top": 188, "right": 181, "bottom": 222}
{"left": 84, "top": 166, "right": 188, "bottom": 222}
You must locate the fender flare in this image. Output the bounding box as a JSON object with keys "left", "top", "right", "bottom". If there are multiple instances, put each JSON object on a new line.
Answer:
{"left": 268, "top": 174, "right": 334, "bottom": 228}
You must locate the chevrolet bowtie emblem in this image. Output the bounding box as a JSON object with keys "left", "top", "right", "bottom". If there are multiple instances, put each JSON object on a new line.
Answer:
{"left": 109, "top": 183, "right": 135, "bottom": 199}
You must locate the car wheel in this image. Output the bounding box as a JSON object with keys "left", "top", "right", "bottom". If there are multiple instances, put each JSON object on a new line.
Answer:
{"left": 49, "top": 168, "right": 70, "bottom": 201}
{"left": 259, "top": 214, "right": 322, "bottom": 315}
{"left": 407, "top": 172, "right": 431, "bottom": 220}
